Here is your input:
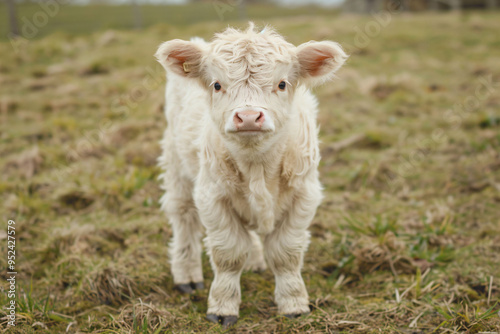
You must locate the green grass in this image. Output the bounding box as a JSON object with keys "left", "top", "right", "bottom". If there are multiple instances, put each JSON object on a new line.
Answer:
{"left": 0, "top": 3, "right": 339, "bottom": 39}
{"left": 1, "top": 5, "right": 500, "bottom": 333}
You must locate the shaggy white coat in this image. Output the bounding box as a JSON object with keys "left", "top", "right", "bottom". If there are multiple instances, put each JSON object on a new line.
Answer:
{"left": 155, "top": 24, "right": 347, "bottom": 318}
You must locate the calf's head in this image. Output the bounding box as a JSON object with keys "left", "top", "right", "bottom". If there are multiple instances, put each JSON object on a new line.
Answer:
{"left": 156, "top": 24, "right": 347, "bottom": 147}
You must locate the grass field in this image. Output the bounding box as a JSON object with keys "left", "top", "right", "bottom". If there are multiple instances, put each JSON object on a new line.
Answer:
{"left": 1, "top": 5, "right": 500, "bottom": 333}
{"left": 0, "top": 3, "right": 339, "bottom": 40}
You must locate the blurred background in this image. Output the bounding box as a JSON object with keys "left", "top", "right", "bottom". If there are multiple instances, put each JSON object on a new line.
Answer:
{"left": 1, "top": 0, "right": 499, "bottom": 333}
{"left": 2, "top": 0, "right": 500, "bottom": 38}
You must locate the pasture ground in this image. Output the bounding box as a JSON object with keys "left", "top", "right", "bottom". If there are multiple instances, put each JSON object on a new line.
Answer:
{"left": 0, "top": 5, "right": 499, "bottom": 333}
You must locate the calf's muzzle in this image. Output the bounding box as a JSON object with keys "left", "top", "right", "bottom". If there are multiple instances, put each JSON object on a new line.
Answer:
{"left": 233, "top": 111, "right": 265, "bottom": 131}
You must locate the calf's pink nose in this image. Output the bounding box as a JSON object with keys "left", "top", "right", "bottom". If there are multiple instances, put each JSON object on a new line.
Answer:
{"left": 233, "top": 111, "right": 265, "bottom": 131}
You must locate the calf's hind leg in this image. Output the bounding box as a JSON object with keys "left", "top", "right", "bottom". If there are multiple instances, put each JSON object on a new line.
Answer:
{"left": 160, "top": 170, "right": 204, "bottom": 293}
{"left": 244, "top": 231, "right": 267, "bottom": 272}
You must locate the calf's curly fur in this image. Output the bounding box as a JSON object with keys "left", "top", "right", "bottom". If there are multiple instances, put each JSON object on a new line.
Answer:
{"left": 155, "top": 23, "right": 347, "bottom": 326}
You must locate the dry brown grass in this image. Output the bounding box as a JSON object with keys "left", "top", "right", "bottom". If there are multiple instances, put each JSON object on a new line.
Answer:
{"left": 0, "top": 7, "right": 499, "bottom": 334}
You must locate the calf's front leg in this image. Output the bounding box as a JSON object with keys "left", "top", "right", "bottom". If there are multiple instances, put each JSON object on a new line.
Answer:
{"left": 195, "top": 184, "right": 251, "bottom": 327}
{"left": 264, "top": 185, "right": 321, "bottom": 317}
{"left": 264, "top": 224, "right": 311, "bottom": 317}
{"left": 205, "top": 226, "right": 251, "bottom": 326}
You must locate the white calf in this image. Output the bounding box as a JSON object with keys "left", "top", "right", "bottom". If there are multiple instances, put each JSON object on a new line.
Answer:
{"left": 155, "top": 24, "right": 347, "bottom": 326}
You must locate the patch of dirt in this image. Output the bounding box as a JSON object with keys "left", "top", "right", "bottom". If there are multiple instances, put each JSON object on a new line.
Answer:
{"left": 57, "top": 190, "right": 95, "bottom": 210}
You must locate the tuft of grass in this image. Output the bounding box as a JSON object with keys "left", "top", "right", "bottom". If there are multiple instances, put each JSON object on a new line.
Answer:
{"left": 435, "top": 302, "right": 500, "bottom": 333}
{"left": 81, "top": 265, "right": 142, "bottom": 306}
{"left": 111, "top": 301, "right": 171, "bottom": 333}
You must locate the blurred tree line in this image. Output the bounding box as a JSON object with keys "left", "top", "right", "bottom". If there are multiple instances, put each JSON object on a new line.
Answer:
{"left": 344, "top": 0, "right": 498, "bottom": 12}
{"left": 4, "top": 0, "right": 147, "bottom": 37}
{"left": 3, "top": 0, "right": 258, "bottom": 37}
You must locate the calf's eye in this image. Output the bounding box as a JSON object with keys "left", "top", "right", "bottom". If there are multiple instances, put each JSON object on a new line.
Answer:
{"left": 214, "top": 82, "right": 222, "bottom": 91}
{"left": 278, "top": 81, "right": 286, "bottom": 91}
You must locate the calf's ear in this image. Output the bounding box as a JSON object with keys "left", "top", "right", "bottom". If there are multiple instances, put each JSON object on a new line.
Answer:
{"left": 297, "top": 41, "right": 348, "bottom": 86}
{"left": 155, "top": 39, "right": 204, "bottom": 77}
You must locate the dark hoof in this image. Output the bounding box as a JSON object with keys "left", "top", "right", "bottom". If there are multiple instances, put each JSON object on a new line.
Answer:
{"left": 191, "top": 281, "right": 204, "bottom": 290}
{"left": 207, "top": 314, "right": 238, "bottom": 327}
{"left": 284, "top": 312, "right": 310, "bottom": 319}
{"left": 175, "top": 283, "right": 194, "bottom": 294}
{"left": 175, "top": 281, "right": 205, "bottom": 294}
{"left": 206, "top": 314, "right": 219, "bottom": 323}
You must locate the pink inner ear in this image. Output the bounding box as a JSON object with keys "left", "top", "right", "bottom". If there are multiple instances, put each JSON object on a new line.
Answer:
{"left": 306, "top": 49, "right": 331, "bottom": 76}
{"left": 169, "top": 50, "right": 188, "bottom": 65}
{"left": 300, "top": 48, "right": 332, "bottom": 77}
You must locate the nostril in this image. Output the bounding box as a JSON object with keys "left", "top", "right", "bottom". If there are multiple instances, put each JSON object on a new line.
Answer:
{"left": 255, "top": 112, "right": 263, "bottom": 122}
{"left": 255, "top": 112, "right": 265, "bottom": 124}
{"left": 234, "top": 113, "right": 243, "bottom": 124}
